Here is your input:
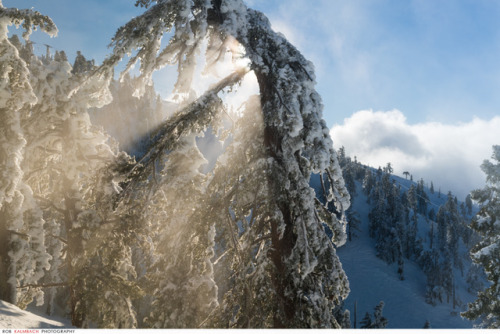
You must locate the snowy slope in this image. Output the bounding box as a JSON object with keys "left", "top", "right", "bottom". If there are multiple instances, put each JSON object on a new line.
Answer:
{"left": 0, "top": 300, "right": 70, "bottom": 329}
{"left": 336, "top": 180, "right": 477, "bottom": 328}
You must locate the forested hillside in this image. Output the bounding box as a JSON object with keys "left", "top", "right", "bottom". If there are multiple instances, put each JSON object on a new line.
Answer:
{"left": 320, "top": 149, "right": 487, "bottom": 328}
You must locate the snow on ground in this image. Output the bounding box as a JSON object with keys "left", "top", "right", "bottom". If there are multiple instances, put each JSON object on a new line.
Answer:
{"left": 0, "top": 300, "right": 70, "bottom": 329}
{"left": 336, "top": 180, "right": 475, "bottom": 329}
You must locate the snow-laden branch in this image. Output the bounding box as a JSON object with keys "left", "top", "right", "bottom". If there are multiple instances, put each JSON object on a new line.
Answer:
{"left": 0, "top": 5, "right": 57, "bottom": 39}
{"left": 121, "top": 68, "right": 247, "bottom": 195}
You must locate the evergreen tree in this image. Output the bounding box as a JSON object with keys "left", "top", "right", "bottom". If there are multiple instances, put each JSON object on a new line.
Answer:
{"left": 460, "top": 202, "right": 467, "bottom": 217}
{"left": 407, "top": 185, "right": 417, "bottom": 212}
{"left": 362, "top": 168, "right": 375, "bottom": 198}
{"left": 462, "top": 145, "right": 500, "bottom": 328}
{"left": 422, "top": 250, "right": 444, "bottom": 305}
{"left": 332, "top": 300, "right": 351, "bottom": 328}
{"left": 88, "top": 0, "right": 351, "bottom": 328}
{"left": 383, "top": 162, "right": 393, "bottom": 174}
{"left": 372, "top": 301, "right": 388, "bottom": 328}
{"left": 341, "top": 310, "right": 351, "bottom": 329}
{"left": 369, "top": 171, "right": 405, "bottom": 274}
{"left": 359, "top": 312, "right": 372, "bottom": 329}
{"left": 54, "top": 50, "right": 68, "bottom": 62}
{"left": 72, "top": 51, "right": 95, "bottom": 75}
{"left": 342, "top": 160, "right": 356, "bottom": 197}
{"left": 346, "top": 209, "right": 361, "bottom": 242}
{"left": 16, "top": 38, "right": 140, "bottom": 327}
{"left": 428, "top": 193, "right": 464, "bottom": 305}
{"left": 465, "top": 194, "right": 473, "bottom": 216}
{"left": 436, "top": 192, "right": 463, "bottom": 269}
{"left": 416, "top": 179, "right": 429, "bottom": 215}
{"left": 0, "top": 3, "right": 56, "bottom": 307}
{"left": 360, "top": 302, "right": 388, "bottom": 329}
{"left": 428, "top": 207, "right": 436, "bottom": 221}
{"left": 0, "top": 0, "right": 356, "bottom": 328}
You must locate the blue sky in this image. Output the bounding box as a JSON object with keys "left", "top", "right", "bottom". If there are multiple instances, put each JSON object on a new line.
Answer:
{"left": 4, "top": 0, "right": 500, "bottom": 196}
{"left": 5, "top": 0, "right": 500, "bottom": 125}
{"left": 249, "top": 0, "right": 500, "bottom": 126}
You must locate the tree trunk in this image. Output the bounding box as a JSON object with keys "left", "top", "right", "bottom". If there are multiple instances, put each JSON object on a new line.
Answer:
{"left": 0, "top": 209, "right": 12, "bottom": 303}
{"left": 0, "top": 208, "right": 16, "bottom": 304}
{"left": 62, "top": 177, "right": 85, "bottom": 328}
{"left": 206, "top": 0, "right": 343, "bottom": 326}
{"left": 269, "top": 212, "right": 296, "bottom": 328}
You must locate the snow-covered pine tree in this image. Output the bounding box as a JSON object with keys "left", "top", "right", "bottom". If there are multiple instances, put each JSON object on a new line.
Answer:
{"left": 19, "top": 46, "right": 85, "bottom": 317}
{"left": 436, "top": 192, "right": 464, "bottom": 271}
{"left": 416, "top": 179, "right": 429, "bottom": 215}
{"left": 362, "top": 168, "right": 375, "bottom": 201}
{"left": 368, "top": 172, "right": 405, "bottom": 270}
{"left": 372, "top": 301, "right": 388, "bottom": 328}
{"left": 91, "top": 0, "right": 350, "bottom": 328}
{"left": 359, "top": 312, "right": 372, "bottom": 329}
{"left": 407, "top": 184, "right": 417, "bottom": 212}
{"left": 421, "top": 190, "right": 469, "bottom": 306}
{"left": 465, "top": 194, "right": 473, "bottom": 216}
{"left": 346, "top": 209, "right": 361, "bottom": 242}
{"left": 17, "top": 41, "right": 139, "bottom": 327}
{"left": 422, "top": 249, "right": 444, "bottom": 305}
{"left": 72, "top": 51, "right": 95, "bottom": 75}
{"left": 462, "top": 145, "right": 500, "bottom": 328}
{"left": 359, "top": 302, "right": 388, "bottom": 329}
{"left": 332, "top": 300, "right": 351, "bottom": 329}
{"left": 0, "top": 3, "right": 56, "bottom": 307}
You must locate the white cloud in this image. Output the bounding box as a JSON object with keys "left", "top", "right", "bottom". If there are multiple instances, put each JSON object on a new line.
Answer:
{"left": 330, "top": 110, "right": 500, "bottom": 198}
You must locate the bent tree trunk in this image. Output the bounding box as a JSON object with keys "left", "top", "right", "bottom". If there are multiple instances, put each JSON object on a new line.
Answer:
{"left": 207, "top": 1, "right": 350, "bottom": 327}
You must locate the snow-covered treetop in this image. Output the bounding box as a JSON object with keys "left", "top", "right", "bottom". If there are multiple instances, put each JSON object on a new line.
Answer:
{"left": 96, "top": 0, "right": 349, "bottom": 222}
{"left": 0, "top": 2, "right": 57, "bottom": 40}
{"left": 481, "top": 145, "right": 500, "bottom": 186}
{"left": 0, "top": 4, "right": 57, "bottom": 111}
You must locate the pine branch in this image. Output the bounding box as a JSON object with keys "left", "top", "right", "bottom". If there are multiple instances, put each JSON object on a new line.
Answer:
{"left": 18, "top": 282, "right": 68, "bottom": 289}
{"left": 289, "top": 61, "right": 313, "bottom": 81}
{"left": 273, "top": 86, "right": 293, "bottom": 115}
{"left": 47, "top": 233, "right": 68, "bottom": 245}
{"left": 8, "top": 230, "right": 30, "bottom": 239}
{"left": 213, "top": 247, "right": 232, "bottom": 265}
{"left": 124, "top": 68, "right": 248, "bottom": 193}
{"left": 252, "top": 233, "right": 271, "bottom": 245}
{"left": 325, "top": 168, "right": 345, "bottom": 216}
{"left": 33, "top": 195, "right": 66, "bottom": 215}
{"left": 24, "top": 166, "right": 48, "bottom": 180}
{"left": 319, "top": 173, "right": 329, "bottom": 206}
